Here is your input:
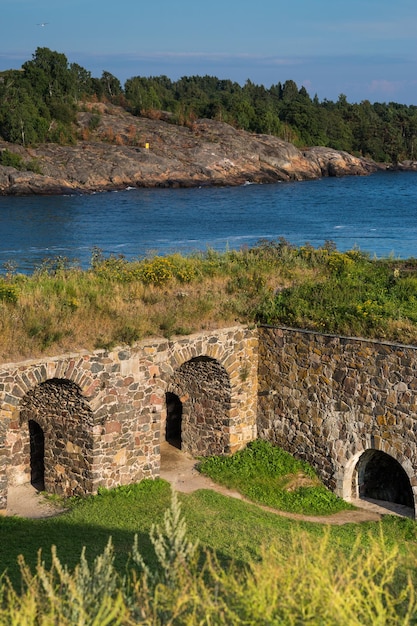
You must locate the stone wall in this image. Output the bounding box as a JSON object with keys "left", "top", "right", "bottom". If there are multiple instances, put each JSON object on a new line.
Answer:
{"left": 257, "top": 326, "right": 417, "bottom": 504}
{"left": 3, "top": 321, "right": 416, "bottom": 514}
{"left": 20, "top": 379, "right": 94, "bottom": 496}
{"left": 0, "top": 325, "right": 258, "bottom": 509}
{"left": 168, "top": 356, "right": 232, "bottom": 457}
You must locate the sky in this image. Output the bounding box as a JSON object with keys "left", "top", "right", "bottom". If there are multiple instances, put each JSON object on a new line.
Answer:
{"left": 1, "top": 0, "right": 417, "bottom": 105}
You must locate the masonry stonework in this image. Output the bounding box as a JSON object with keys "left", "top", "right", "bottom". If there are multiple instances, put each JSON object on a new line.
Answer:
{"left": 0, "top": 325, "right": 258, "bottom": 510}
{"left": 2, "top": 323, "right": 417, "bottom": 516}
{"left": 257, "top": 326, "right": 417, "bottom": 509}
{"left": 20, "top": 379, "right": 94, "bottom": 495}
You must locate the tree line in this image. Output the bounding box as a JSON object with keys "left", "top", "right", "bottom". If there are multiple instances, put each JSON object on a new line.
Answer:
{"left": 1, "top": 47, "right": 417, "bottom": 163}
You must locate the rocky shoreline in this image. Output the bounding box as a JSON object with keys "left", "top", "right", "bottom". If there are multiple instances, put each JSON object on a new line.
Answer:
{"left": 0, "top": 103, "right": 413, "bottom": 196}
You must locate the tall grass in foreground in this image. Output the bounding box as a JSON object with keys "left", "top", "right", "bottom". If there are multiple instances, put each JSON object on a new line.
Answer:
{"left": 1, "top": 493, "right": 416, "bottom": 625}
{"left": 1, "top": 240, "right": 417, "bottom": 361}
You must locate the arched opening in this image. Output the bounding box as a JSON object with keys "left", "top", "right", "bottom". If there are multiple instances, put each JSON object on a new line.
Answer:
{"left": 19, "top": 378, "right": 94, "bottom": 496}
{"left": 354, "top": 449, "right": 414, "bottom": 509}
{"left": 168, "top": 355, "right": 232, "bottom": 457}
{"left": 165, "top": 392, "right": 183, "bottom": 449}
{"left": 29, "top": 420, "right": 45, "bottom": 491}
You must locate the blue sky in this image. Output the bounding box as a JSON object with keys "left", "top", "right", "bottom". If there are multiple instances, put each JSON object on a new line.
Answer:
{"left": 1, "top": 0, "right": 417, "bottom": 105}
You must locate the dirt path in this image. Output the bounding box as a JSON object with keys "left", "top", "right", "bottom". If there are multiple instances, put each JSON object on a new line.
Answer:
{"left": 3, "top": 443, "right": 414, "bottom": 523}
{"left": 5, "top": 483, "right": 66, "bottom": 519}
{"left": 159, "top": 442, "right": 414, "bottom": 524}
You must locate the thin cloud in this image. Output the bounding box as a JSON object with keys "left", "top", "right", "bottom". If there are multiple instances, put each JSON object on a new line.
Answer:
{"left": 88, "top": 51, "right": 302, "bottom": 63}
{"left": 367, "top": 79, "right": 406, "bottom": 98}
{"left": 322, "top": 18, "right": 417, "bottom": 38}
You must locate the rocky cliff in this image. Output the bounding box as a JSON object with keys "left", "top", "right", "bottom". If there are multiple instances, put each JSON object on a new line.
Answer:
{"left": 0, "top": 104, "right": 379, "bottom": 195}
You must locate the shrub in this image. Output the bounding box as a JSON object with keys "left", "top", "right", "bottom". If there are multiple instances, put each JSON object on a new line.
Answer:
{"left": 139, "top": 257, "right": 174, "bottom": 285}
{"left": 0, "top": 149, "right": 24, "bottom": 169}
{"left": 26, "top": 158, "right": 42, "bottom": 174}
{"left": 88, "top": 113, "right": 101, "bottom": 130}
{"left": 131, "top": 491, "right": 198, "bottom": 589}
{"left": 0, "top": 280, "right": 18, "bottom": 303}
{"left": 113, "top": 324, "right": 141, "bottom": 345}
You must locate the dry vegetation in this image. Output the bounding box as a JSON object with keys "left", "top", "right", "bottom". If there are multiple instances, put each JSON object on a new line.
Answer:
{"left": 1, "top": 241, "right": 417, "bottom": 362}
{"left": 0, "top": 244, "right": 292, "bottom": 362}
{"left": 0, "top": 270, "right": 256, "bottom": 362}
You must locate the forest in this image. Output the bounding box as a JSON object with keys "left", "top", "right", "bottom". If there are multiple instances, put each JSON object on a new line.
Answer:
{"left": 1, "top": 47, "right": 417, "bottom": 163}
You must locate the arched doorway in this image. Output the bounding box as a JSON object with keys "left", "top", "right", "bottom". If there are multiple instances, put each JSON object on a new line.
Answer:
{"left": 168, "top": 356, "right": 232, "bottom": 457}
{"left": 29, "top": 420, "right": 45, "bottom": 491}
{"left": 354, "top": 449, "right": 414, "bottom": 509}
{"left": 165, "top": 392, "right": 183, "bottom": 449}
{"left": 19, "top": 378, "right": 94, "bottom": 496}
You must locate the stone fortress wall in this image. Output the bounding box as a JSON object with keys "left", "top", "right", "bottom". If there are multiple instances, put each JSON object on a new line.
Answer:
{"left": 1, "top": 323, "right": 417, "bottom": 515}
{"left": 257, "top": 326, "right": 417, "bottom": 509}
{"left": 0, "top": 326, "right": 258, "bottom": 510}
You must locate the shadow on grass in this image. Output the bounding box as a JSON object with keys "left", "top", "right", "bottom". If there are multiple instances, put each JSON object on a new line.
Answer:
{"left": 0, "top": 479, "right": 172, "bottom": 587}
{"left": 1, "top": 479, "right": 416, "bottom": 590}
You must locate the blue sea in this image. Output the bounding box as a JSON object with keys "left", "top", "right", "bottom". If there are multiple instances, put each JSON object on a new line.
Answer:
{"left": 0, "top": 170, "right": 416, "bottom": 273}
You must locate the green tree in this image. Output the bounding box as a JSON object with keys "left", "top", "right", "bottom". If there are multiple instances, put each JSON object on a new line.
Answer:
{"left": 69, "top": 63, "right": 94, "bottom": 100}
{"left": 125, "top": 77, "right": 163, "bottom": 114}
{"left": 100, "top": 71, "right": 122, "bottom": 99}
{"left": 0, "top": 80, "right": 48, "bottom": 145}
{"left": 22, "top": 48, "right": 73, "bottom": 101}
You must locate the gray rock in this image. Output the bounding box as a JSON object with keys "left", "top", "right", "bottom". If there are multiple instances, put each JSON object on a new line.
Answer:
{"left": 0, "top": 105, "right": 379, "bottom": 195}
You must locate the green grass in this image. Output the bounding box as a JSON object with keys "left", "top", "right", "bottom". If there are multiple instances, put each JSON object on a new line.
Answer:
{"left": 198, "top": 440, "right": 355, "bottom": 515}
{"left": 1, "top": 484, "right": 415, "bottom": 579}
{"left": 1, "top": 472, "right": 417, "bottom": 623}
{"left": 1, "top": 455, "right": 416, "bottom": 590}
{"left": 0, "top": 479, "right": 172, "bottom": 587}
{"left": 258, "top": 247, "right": 417, "bottom": 341}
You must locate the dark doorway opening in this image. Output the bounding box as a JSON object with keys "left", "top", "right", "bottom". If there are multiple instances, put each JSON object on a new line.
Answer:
{"left": 29, "top": 420, "right": 45, "bottom": 491}
{"left": 165, "top": 392, "right": 183, "bottom": 449}
{"left": 356, "top": 449, "right": 414, "bottom": 509}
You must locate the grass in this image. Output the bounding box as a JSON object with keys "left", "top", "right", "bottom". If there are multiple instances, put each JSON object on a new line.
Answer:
{"left": 1, "top": 443, "right": 415, "bottom": 589}
{"left": 2, "top": 240, "right": 417, "bottom": 361}
{"left": 0, "top": 479, "right": 172, "bottom": 587}
{"left": 198, "top": 439, "right": 355, "bottom": 515}
{"left": 1, "top": 481, "right": 417, "bottom": 623}
{"left": 1, "top": 439, "right": 417, "bottom": 623}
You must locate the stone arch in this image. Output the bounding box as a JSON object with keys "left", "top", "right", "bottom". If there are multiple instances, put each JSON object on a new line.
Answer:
{"left": 1, "top": 358, "right": 102, "bottom": 413}
{"left": 341, "top": 447, "right": 415, "bottom": 516}
{"left": 16, "top": 378, "right": 94, "bottom": 497}
{"left": 166, "top": 356, "right": 232, "bottom": 457}
{"left": 355, "top": 449, "right": 414, "bottom": 508}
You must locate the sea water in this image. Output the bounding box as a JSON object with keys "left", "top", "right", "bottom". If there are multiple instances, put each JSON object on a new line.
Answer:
{"left": 0, "top": 170, "right": 416, "bottom": 273}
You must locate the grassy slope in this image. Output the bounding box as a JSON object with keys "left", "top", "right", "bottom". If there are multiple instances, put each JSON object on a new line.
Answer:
{"left": 198, "top": 440, "right": 355, "bottom": 515}
{"left": 1, "top": 242, "right": 417, "bottom": 362}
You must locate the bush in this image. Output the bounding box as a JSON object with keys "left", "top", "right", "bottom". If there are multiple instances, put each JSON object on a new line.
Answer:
{"left": 0, "top": 280, "right": 18, "bottom": 303}
{"left": 139, "top": 256, "right": 174, "bottom": 285}
{"left": 0, "top": 149, "right": 24, "bottom": 169}
{"left": 88, "top": 113, "right": 101, "bottom": 130}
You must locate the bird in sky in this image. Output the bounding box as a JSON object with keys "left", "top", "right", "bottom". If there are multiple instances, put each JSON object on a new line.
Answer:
{"left": 36, "top": 22, "right": 49, "bottom": 27}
